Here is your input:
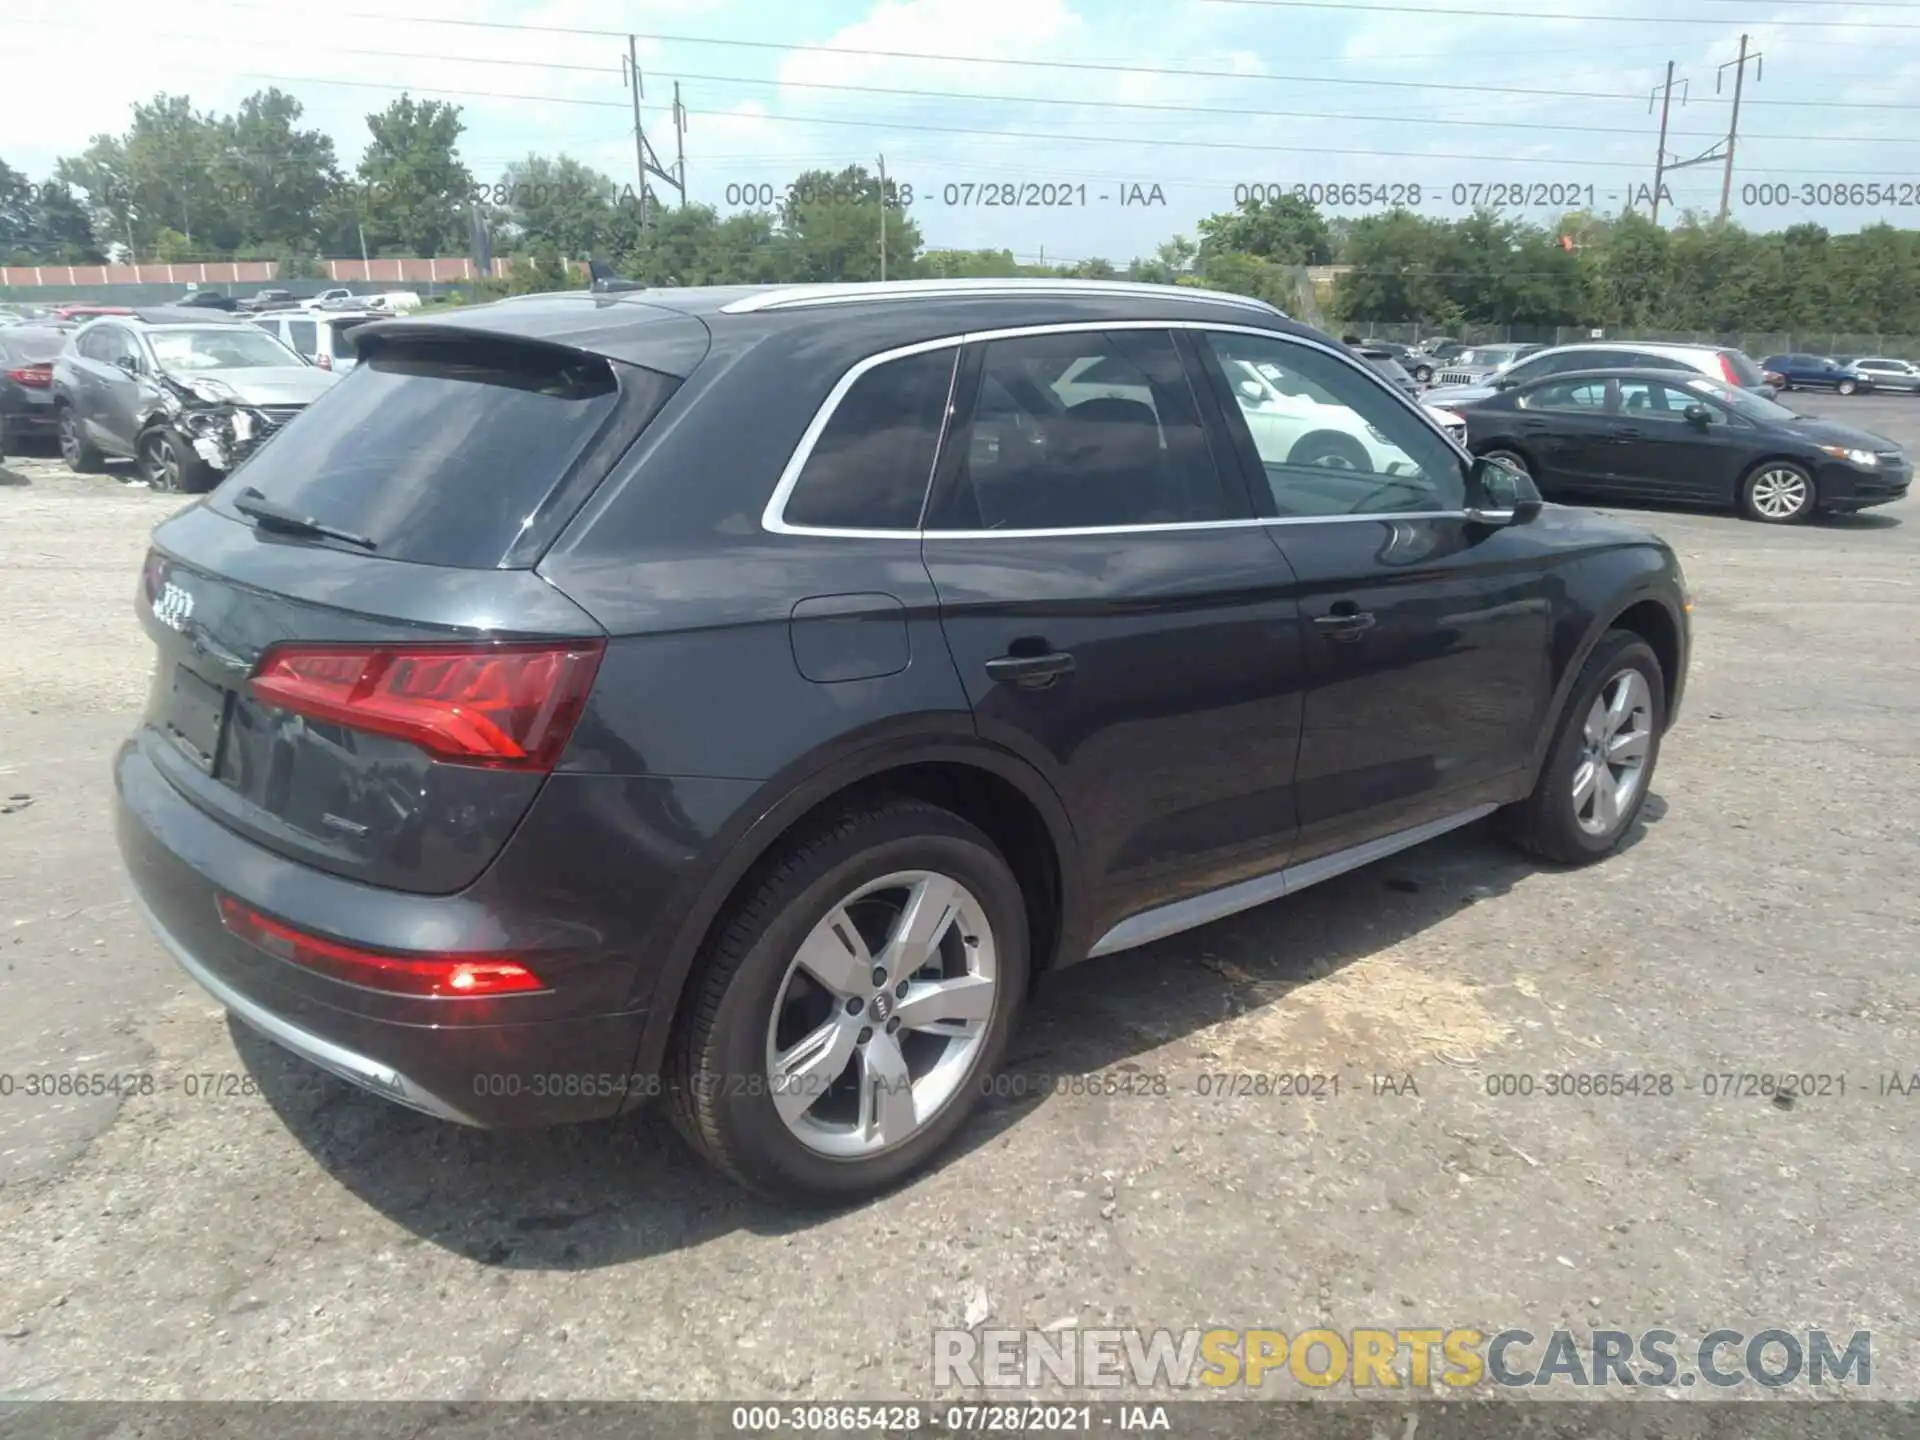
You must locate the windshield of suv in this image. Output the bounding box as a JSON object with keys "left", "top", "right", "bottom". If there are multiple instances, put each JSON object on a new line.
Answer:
{"left": 1682, "top": 375, "right": 1799, "bottom": 424}
{"left": 148, "top": 327, "right": 303, "bottom": 372}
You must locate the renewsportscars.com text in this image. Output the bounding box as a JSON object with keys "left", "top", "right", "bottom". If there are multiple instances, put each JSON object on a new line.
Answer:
{"left": 934, "top": 1327, "right": 1872, "bottom": 1392}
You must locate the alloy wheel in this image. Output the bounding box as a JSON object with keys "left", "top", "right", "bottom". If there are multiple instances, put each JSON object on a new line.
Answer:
{"left": 143, "top": 433, "right": 182, "bottom": 491}
{"left": 1572, "top": 669, "right": 1652, "bottom": 838}
{"left": 765, "top": 870, "right": 998, "bottom": 1158}
{"left": 1748, "top": 466, "right": 1810, "bottom": 520}
{"left": 58, "top": 414, "right": 82, "bottom": 467}
{"left": 1484, "top": 449, "right": 1531, "bottom": 478}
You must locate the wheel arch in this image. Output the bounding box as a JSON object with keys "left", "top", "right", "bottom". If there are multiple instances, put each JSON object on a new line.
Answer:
{"left": 1524, "top": 581, "right": 1687, "bottom": 786}
{"left": 623, "top": 738, "right": 1082, "bottom": 1091}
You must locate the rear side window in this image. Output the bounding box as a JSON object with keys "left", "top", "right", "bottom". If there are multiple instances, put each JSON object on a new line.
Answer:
{"left": 929, "top": 329, "right": 1234, "bottom": 531}
{"left": 286, "top": 319, "right": 318, "bottom": 355}
{"left": 214, "top": 336, "right": 672, "bottom": 568}
{"left": 782, "top": 347, "right": 956, "bottom": 530}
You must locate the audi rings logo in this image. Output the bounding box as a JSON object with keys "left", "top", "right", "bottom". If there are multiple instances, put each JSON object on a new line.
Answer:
{"left": 152, "top": 580, "right": 195, "bottom": 632}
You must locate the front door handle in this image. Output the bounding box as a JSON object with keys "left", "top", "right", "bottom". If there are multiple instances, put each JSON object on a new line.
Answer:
{"left": 1313, "top": 606, "right": 1377, "bottom": 641}
{"left": 985, "top": 650, "right": 1075, "bottom": 687}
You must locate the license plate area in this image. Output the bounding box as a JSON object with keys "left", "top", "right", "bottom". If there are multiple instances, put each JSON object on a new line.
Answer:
{"left": 164, "top": 665, "right": 230, "bottom": 774}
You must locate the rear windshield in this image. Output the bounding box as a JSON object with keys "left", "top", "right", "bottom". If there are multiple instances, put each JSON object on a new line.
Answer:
{"left": 213, "top": 335, "right": 670, "bottom": 568}
{"left": 0, "top": 328, "right": 71, "bottom": 363}
{"left": 1719, "top": 349, "right": 1765, "bottom": 386}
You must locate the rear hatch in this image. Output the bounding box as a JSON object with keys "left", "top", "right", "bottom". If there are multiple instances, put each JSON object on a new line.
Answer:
{"left": 136, "top": 315, "right": 704, "bottom": 895}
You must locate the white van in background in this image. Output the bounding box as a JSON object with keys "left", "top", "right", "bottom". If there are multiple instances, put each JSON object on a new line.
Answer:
{"left": 248, "top": 310, "right": 382, "bottom": 372}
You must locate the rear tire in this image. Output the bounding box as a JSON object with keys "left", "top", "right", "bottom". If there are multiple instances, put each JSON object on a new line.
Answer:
{"left": 668, "top": 798, "right": 1030, "bottom": 1206}
{"left": 1501, "top": 629, "right": 1664, "bottom": 866}
{"left": 57, "top": 406, "right": 104, "bottom": 474}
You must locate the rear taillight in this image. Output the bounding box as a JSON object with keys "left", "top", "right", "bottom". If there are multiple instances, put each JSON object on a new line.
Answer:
{"left": 217, "top": 896, "right": 546, "bottom": 997}
{"left": 249, "top": 639, "right": 605, "bottom": 771}
{"left": 1717, "top": 354, "right": 1741, "bottom": 386}
{"left": 5, "top": 363, "right": 51, "bottom": 388}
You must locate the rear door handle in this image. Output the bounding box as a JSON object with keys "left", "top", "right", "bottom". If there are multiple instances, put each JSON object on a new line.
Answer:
{"left": 985, "top": 651, "right": 1076, "bottom": 686}
{"left": 1313, "top": 607, "right": 1376, "bottom": 641}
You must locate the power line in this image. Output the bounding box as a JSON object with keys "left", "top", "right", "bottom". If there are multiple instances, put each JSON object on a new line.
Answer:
{"left": 160, "top": 0, "right": 1920, "bottom": 109}
{"left": 1199, "top": 0, "right": 1920, "bottom": 28}
{"left": 27, "top": 56, "right": 1906, "bottom": 179}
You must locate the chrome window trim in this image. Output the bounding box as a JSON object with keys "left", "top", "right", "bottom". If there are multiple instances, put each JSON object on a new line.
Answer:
{"left": 721, "top": 278, "right": 1286, "bottom": 317}
{"left": 760, "top": 319, "right": 1472, "bottom": 540}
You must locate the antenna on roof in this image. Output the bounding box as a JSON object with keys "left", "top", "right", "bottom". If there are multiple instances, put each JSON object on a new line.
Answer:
{"left": 587, "top": 257, "right": 646, "bottom": 294}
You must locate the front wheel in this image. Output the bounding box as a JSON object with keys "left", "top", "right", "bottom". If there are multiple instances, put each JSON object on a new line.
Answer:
{"left": 1479, "top": 447, "right": 1534, "bottom": 480}
{"left": 139, "top": 427, "right": 214, "bottom": 493}
{"left": 1502, "top": 629, "right": 1665, "bottom": 865}
{"left": 668, "top": 799, "right": 1030, "bottom": 1205}
{"left": 1289, "top": 431, "right": 1374, "bottom": 472}
{"left": 1413, "top": 364, "right": 1435, "bottom": 384}
{"left": 1836, "top": 379, "right": 1858, "bottom": 396}
{"left": 1739, "top": 462, "right": 1816, "bottom": 523}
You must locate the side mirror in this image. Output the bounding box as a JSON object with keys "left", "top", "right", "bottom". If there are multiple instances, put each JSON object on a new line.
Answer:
{"left": 1465, "top": 454, "right": 1543, "bottom": 526}
{"left": 1683, "top": 403, "right": 1712, "bottom": 428}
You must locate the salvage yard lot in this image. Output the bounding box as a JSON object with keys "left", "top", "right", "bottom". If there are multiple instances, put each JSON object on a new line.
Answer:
{"left": 0, "top": 399, "right": 1916, "bottom": 1402}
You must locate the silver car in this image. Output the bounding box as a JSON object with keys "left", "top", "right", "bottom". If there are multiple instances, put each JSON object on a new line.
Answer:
{"left": 1839, "top": 357, "right": 1920, "bottom": 394}
{"left": 52, "top": 308, "right": 338, "bottom": 491}
{"left": 1433, "top": 343, "right": 1542, "bottom": 387}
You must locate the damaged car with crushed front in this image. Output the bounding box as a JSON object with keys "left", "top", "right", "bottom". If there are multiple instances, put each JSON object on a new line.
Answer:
{"left": 52, "top": 308, "right": 338, "bottom": 492}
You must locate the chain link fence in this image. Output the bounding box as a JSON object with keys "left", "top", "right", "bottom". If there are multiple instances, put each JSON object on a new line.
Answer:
{"left": 1345, "top": 322, "right": 1920, "bottom": 360}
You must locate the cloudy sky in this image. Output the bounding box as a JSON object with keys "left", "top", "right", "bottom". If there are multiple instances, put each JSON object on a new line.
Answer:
{"left": 8, "top": 0, "right": 1918, "bottom": 262}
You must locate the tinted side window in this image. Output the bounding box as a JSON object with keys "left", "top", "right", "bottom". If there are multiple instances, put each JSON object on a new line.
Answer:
{"left": 1522, "top": 378, "right": 1616, "bottom": 412}
{"left": 1206, "top": 332, "right": 1465, "bottom": 517}
{"left": 1504, "top": 351, "right": 1580, "bottom": 383}
{"left": 286, "top": 319, "right": 318, "bottom": 355}
{"left": 1621, "top": 351, "right": 1687, "bottom": 371}
{"left": 783, "top": 347, "right": 956, "bottom": 531}
{"left": 929, "top": 329, "right": 1233, "bottom": 531}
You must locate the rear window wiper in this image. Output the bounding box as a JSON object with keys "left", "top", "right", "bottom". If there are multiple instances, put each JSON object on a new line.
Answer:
{"left": 231, "top": 487, "right": 377, "bottom": 550}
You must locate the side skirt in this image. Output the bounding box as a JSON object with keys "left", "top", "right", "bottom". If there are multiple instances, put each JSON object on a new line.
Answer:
{"left": 1086, "top": 803, "right": 1498, "bottom": 959}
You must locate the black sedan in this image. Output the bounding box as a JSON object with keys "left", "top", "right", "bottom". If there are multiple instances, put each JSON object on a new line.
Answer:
{"left": 0, "top": 322, "right": 74, "bottom": 460}
{"left": 1435, "top": 367, "right": 1910, "bottom": 523}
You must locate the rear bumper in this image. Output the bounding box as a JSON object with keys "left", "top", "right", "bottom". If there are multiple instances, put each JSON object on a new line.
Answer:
{"left": 115, "top": 737, "right": 655, "bottom": 1127}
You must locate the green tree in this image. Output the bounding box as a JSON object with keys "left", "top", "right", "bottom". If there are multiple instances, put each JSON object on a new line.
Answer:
{"left": 779, "top": 166, "right": 922, "bottom": 282}
{"left": 214, "top": 89, "right": 341, "bottom": 254}
{"left": 1197, "top": 195, "right": 1333, "bottom": 266}
{"left": 355, "top": 96, "right": 473, "bottom": 257}
{"left": 498, "top": 154, "right": 621, "bottom": 259}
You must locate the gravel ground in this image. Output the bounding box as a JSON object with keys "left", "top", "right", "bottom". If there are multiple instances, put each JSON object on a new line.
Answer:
{"left": 0, "top": 402, "right": 1916, "bottom": 1407}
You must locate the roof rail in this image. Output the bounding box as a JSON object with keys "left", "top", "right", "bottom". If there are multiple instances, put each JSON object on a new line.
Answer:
{"left": 718, "top": 278, "right": 1286, "bottom": 317}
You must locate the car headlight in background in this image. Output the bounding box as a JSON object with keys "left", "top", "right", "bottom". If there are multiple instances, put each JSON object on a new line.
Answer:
{"left": 1819, "top": 445, "right": 1878, "bottom": 467}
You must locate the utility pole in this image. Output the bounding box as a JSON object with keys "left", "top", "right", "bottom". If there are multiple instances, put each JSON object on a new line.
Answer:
{"left": 1648, "top": 61, "right": 1683, "bottom": 226}
{"left": 673, "top": 82, "right": 687, "bottom": 205}
{"left": 625, "top": 37, "right": 649, "bottom": 232}
{"left": 877, "top": 153, "right": 888, "bottom": 282}
{"left": 1717, "top": 34, "right": 1763, "bottom": 225}
{"left": 623, "top": 39, "right": 688, "bottom": 235}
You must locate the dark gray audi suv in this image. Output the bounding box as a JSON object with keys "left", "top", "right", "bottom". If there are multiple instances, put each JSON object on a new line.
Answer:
{"left": 116, "top": 278, "right": 1691, "bottom": 1204}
